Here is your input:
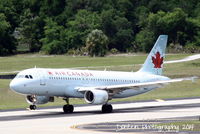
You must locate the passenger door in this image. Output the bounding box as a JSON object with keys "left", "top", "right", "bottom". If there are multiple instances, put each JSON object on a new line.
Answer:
{"left": 38, "top": 70, "right": 46, "bottom": 86}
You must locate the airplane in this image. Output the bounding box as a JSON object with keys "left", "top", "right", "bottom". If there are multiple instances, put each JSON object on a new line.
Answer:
{"left": 9, "top": 35, "right": 194, "bottom": 113}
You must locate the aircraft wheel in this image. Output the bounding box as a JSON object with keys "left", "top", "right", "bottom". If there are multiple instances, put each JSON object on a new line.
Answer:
{"left": 30, "top": 105, "right": 37, "bottom": 110}
{"left": 63, "top": 105, "right": 74, "bottom": 113}
{"left": 102, "top": 104, "right": 113, "bottom": 113}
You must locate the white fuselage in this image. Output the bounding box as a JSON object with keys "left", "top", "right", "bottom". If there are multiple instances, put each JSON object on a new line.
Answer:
{"left": 10, "top": 68, "right": 169, "bottom": 99}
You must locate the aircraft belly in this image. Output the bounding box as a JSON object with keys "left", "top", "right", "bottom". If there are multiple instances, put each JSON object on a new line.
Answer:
{"left": 64, "top": 85, "right": 83, "bottom": 98}
{"left": 30, "top": 79, "right": 66, "bottom": 96}
{"left": 113, "top": 86, "right": 156, "bottom": 98}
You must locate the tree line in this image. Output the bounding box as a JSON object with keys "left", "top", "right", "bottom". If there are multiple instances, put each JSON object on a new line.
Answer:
{"left": 0, "top": 0, "right": 200, "bottom": 56}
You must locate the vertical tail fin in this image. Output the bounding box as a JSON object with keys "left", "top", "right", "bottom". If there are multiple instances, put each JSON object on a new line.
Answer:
{"left": 138, "top": 35, "right": 168, "bottom": 75}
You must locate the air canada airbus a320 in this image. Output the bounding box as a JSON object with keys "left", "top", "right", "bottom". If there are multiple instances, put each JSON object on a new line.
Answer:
{"left": 10, "top": 35, "right": 194, "bottom": 113}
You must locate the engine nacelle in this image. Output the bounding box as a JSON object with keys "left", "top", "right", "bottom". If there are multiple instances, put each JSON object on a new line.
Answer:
{"left": 26, "top": 95, "right": 54, "bottom": 105}
{"left": 84, "top": 90, "right": 109, "bottom": 104}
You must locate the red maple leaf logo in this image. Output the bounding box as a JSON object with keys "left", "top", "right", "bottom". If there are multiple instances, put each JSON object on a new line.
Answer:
{"left": 48, "top": 71, "right": 53, "bottom": 75}
{"left": 152, "top": 52, "right": 163, "bottom": 68}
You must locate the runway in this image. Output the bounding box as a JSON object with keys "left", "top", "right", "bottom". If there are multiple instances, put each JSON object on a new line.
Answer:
{"left": 0, "top": 98, "right": 200, "bottom": 134}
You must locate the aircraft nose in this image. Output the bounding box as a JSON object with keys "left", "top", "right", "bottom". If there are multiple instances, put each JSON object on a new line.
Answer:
{"left": 10, "top": 79, "right": 21, "bottom": 93}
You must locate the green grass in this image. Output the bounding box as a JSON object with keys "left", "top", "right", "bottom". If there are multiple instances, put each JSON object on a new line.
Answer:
{"left": 0, "top": 53, "right": 190, "bottom": 73}
{"left": 0, "top": 79, "right": 30, "bottom": 109}
{"left": 0, "top": 53, "right": 199, "bottom": 110}
{"left": 164, "top": 60, "right": 200, "bottom": 78}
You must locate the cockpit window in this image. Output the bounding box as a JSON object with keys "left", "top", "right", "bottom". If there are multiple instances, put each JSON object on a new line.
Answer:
{"left": 25, "top": 75, "right": 29, "bottom": 79}
{"left": 16, "top": 74, "right": 33, "bottom": 79}
{"left": 29, "top": 75, "right": 33, "bottom": 79}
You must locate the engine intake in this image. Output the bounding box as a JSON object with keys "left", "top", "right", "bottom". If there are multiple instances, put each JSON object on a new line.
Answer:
{"left": 84, "top": 89, "right": 108, "bottom": 104}
{"left": 26, "top": 95, "right": 54, "bottom": 105}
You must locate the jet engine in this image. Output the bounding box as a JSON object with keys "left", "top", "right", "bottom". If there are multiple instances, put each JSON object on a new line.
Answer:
{"left": 84, "top": 89, "right": 108, "bottom": 104}
{"left": 26, "top": 95, "right": 54, "bottom": 105}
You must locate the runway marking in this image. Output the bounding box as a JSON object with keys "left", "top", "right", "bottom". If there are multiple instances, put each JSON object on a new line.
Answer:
{"left": 155, "top": 99, "right": 165, "bottom": 102}
{"left": 70, "top": 125, "right": 77, "bottom": 129}
{"left": 70, "top": 123, "right": 100, "bottom": 134}
{"left": 26, "top": 108, "right": 29, "bottom": 110}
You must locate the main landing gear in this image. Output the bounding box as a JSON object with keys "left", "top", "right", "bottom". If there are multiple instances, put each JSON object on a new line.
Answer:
{"left": 29, "top": 105, "right": 37, "bottom": 110}
{"left": 63, "top": 98, "right": 74, "bottom": 113}
{"left": 62, "top": 98, "right": 113, "bottom": 113}
{"left": 102, "top": 104, "right": 113, "bottom": 113}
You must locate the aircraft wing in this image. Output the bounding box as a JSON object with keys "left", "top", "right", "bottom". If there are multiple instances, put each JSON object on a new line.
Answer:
{"left": 77, "top": 77, "right": 197, "bottom": 92}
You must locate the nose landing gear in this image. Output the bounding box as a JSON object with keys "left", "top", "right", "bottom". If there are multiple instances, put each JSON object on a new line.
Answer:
{"left": 29, "top": 105, "right": 37, "bottom": 110}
